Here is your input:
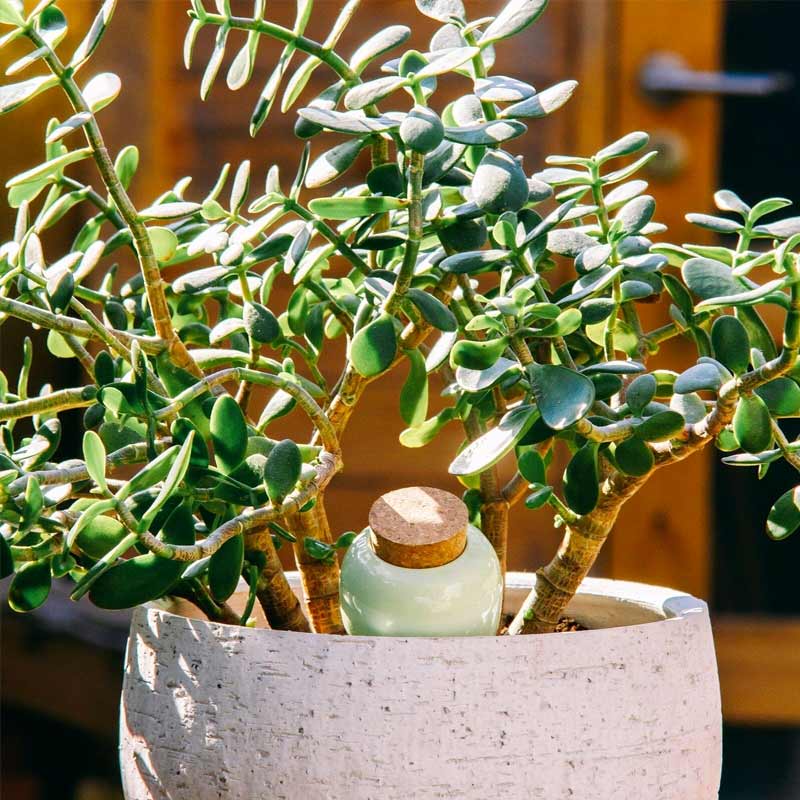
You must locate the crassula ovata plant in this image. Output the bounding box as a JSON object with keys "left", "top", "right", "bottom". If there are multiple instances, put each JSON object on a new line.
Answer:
{"left": 1, "top": 0, "right": 799, "bottom": 638}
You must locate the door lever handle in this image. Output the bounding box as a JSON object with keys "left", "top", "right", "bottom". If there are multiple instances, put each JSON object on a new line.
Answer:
{"left": 640, "top": 52, "right": 793, "bottom": 103}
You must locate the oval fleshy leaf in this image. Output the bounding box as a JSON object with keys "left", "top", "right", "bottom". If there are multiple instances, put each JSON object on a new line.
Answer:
{"left": 449, "top": 404, "right": 537, "bottom": 476}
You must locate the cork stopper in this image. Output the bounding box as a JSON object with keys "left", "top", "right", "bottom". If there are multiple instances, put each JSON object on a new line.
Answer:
{"left": 368, "top": 487, "right": 468, "bottom": 569}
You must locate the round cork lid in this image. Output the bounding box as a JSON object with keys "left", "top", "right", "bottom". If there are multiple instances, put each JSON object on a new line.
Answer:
{"left": 368, "top": 487, "right": 468, "bottom": 569}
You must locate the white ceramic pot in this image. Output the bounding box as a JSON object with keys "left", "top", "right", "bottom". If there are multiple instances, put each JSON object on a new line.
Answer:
{"left": 120, "top": 573, "right": 721, "bottom": 800}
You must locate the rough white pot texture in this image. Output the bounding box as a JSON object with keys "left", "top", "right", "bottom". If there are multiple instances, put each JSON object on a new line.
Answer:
{"left": 120, "top": 573, "right": 722, "bottom": 800}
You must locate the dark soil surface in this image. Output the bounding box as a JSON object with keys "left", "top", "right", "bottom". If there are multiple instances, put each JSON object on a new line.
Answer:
{"left": 499, "top": 615, "right": 587, "bottom": 635}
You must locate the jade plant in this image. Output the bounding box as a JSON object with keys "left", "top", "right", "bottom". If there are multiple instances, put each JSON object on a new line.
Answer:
{"left": 2, "top": 0, "right": 799, "bottom": 637}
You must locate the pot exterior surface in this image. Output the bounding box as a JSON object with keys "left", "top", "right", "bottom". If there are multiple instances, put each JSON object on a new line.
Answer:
{"left": 120, "top": 574, "right": 721, "bottom": 800}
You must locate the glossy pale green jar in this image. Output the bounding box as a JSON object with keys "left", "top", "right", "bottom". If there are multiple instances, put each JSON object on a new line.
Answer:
{"left": 339, "top": 487, "right": 503, "bottom": 637}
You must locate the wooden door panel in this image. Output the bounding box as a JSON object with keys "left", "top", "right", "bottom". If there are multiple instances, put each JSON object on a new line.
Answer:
{"left": 595, "top": 0, "right": 724, "bottom": 599}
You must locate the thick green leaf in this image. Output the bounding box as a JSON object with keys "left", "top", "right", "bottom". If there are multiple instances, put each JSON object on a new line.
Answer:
{"left": 414, "top": 46, "right": 478, "bottom": 79}
{"left": 70, "top": 0, "right": 117, "bottom": 68}
{"left": 305, "top": 137, "right": 366, "bottom": 188}
{"left": 243, "top": 302, "right": 280, "bottom": 344}
{"left": 626, "top": 374, "right": 656, "bottom": 414}
{"left": 449, "top": 404, "right": 537, "bottom": 476}
{"left": 406, "top": 288, "right": 456, "bottom": 331}
{"left": 475, "top": 75, "right": 536, "bottom": 103}
{"left": 590, "top": 372, "right": 623, "bottom": 400}
{"left": 367, "top": 162, "right": 404, "bottom": 196}
{"left": 440, "top": 249, "right": 510, "bottom": 274}
{"left": 74, "top": 508, "right": 126, "bottom": 559}
{"left": 123, "top": 445, "right": 180, "bottom": 497}
{"left": 472, "top": 149, "right": 529, "bottom": 213}
{"left": 0, "top": 0, "right": 25, "bottom": 26}
{"left": 737, "top": 306, "right": 778, "bottom": 360}
{"left": 733, "top": 393, "right": 772, "bottom": 454}
{"left": 0, "top": 75, "right": 57, "bottom": 115}
{"left": 9, "top": 560, "right": 51, "bottom": 613}
{"left": 93, "top": 350, "right": 115, "bottom": 387}
{"left": 443, "top": 119, "right": 526, "bottom": 146}
{"left": 263, "top": 438, "right": 302, "bottom": 505}
{"left": 711, "top": 315, "right": 750, "bottom": 375}
{"left": 147, "top": 227, "right": 178, "bottom": 261}
{"left": 350, "top": 314, "right": 397, "bottom": 377}
{"left": 415, "top": 0, "right": 465, "bottom": 22}
{"left": 674, "top": 362, "right": 725, "bottom": 394}
{"left": 479, "top": 0, "right": 548, "bottom": 44}
{"left": 723, "top": 449, "right": 783, "bottom": 467}
{"left": 449, "top": 337, "right": 507, "bottom": 371}
{"left": 399, "top": 348, "right": 429, "bottom": 427}
{"left": 89, "top": 503, "right": 194, "bottom": 609}
{"left": 7, "top": 146, "right": 91, "bottom": 189}
{"left": 208, "top": 534, "right": 245, "bottom": 602}
{"left": 455, "top": 357, "right": 519, "bottom": 392}
{"left": 500, "top": 80, "right": 577, "bottom": 119}
{"left": 46, "top": 268, "right": 74, "bottom": 314}
{"left": 139, "top": 201, "right": 201, "bottom": 220}
{"left": 138, "top": 433, "right": 195, "bottom": 532}
{"left": 750, "top": 197, "right": 792, "bottom": 223}
{"left": 82, "top": 72, "right": 121, "bottom": 113}
{"left": 682, "top": 257, "right": 741, "bottom": 300}
{"left": 525, "top": 485, "right": 553, "bottom": 509}
{"left": 714, "top": 189, "right": 750, "bottom": 217}
{"left": 529, "top": 364, "right": 595, "bottom": 430}
{"left": 82, "top": 430, "right": 107, "bottom": 492}
{"left": 535, "top": 308, "right": 582, "bottom": 338}
{"left": 210, "top": 395, "right": 248, "bottom": 474}
{"left": 399, "top": 408, "right": 455, "bottom": 448}
{"left": 400, "top": 105, "right": 444, "bottom": 154}
{"left": 613, "top": 195, "right": 655, "bottom": 236}
{"left": 563, "top": 442, "right": 599, "bottom": 515}
{"left": 766, "top": 486, "right": 800, "bottom": 540}
{"left": 297, "top": 106, "right": 399, "bottom": 134}
{"left": 200, "top": 23, "right": 229, "bottom": 100}
{"left": 349, "top": 25, "right": 411, "bottom": 74}
{"left": 309, "top": 195, "right": 404, "bottom": 219}
{"left": 344, "top": 76, "right": 406, "bottom": 110}
{"left": 755, "top": 378, "right": 800, "bottom": 417}
{"left": 227, "top": 31, "right": 259, "bottom": 90}
{"left": 303, "top": 537, "right": 336, "bottom": 564}
{"left": 670, "top": 392, "right": 707, "bottom": 424}
{"left": 634, "top": 410, "right": 685, "bottom": 442}
{"left": 517, "top": 448, "right": 546, "bottom": 484}
{"left": 614, "top": 437, "right": 654, "bottom": 476}
{"left": 114, "top": 144, "right": 138, "bottom": 190}
{"left": 694, "top": 277, "right": 789, "bottom": 310}
{"left": 595, "top": 131, "right": 649, "bottom": 164}
{"left": 685, "top": 213, "right": 742, "bottom": 234}
{"left": 171, "top": 418, "right": 209, "bottom": 469}
{"left": 581, "top": 360, "right": 646, "bottom": 376}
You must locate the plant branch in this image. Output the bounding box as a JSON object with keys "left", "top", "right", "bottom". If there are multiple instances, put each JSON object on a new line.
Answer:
{"left": 0, "top": 295, "right": 164, "bottom": 354}
{"left": 25, "top": 27, "right": 202, "bottom": 378}
{"left": 0, "top": 385, "right": 96, "bottom": 421}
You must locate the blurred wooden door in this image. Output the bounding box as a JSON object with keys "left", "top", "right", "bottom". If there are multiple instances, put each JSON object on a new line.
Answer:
{"left": 580, "top": 0, "right": 800, "bottom": 727}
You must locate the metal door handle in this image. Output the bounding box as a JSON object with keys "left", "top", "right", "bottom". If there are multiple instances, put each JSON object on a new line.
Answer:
{"left": 640, "top": 52, "right": 793, "bottom": 103}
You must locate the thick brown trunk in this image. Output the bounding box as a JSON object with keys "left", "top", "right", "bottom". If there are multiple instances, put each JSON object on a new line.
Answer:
{"left": 508, "top": 472, "right": 645, "bottom": 635}
{"left": 480, "top": 480, "right": 509, "bottom": 578}
{"left": 248, "top": 527, "right": 311, "bottom": 633}
{"left": 285, "top": 495, "right": 345, "bottom": 635}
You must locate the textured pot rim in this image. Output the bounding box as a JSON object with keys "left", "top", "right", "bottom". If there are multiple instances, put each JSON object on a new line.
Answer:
{"left": 145, "top": 572, "right": 709, "bottom": 643}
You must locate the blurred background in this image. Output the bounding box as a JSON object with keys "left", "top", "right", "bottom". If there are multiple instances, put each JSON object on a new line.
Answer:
{"left": 2, "top": 0, "right": 800, "bottom": 797}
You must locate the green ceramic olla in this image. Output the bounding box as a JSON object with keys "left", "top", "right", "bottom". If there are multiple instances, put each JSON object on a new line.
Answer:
{"left": 339, "top": 487, "right": 503, "bottom": 637}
